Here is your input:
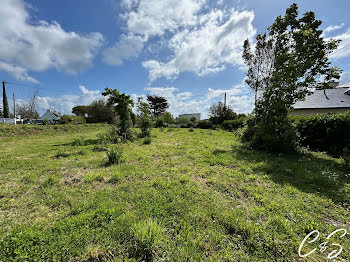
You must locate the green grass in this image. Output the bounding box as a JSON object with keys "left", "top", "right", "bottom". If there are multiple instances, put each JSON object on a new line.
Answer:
{"left": 0, "top": 126, "right": 349, "bottom": 261}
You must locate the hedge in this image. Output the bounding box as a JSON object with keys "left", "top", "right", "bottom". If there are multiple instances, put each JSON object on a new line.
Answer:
{"left": 222, "top": 119, "right": 245, "bottom": 131}
{"left": 290, "top": 111, "right": 350, "bottom": 156}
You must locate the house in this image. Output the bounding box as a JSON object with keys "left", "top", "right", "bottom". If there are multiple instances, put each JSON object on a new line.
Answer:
{"left": 40, "top": 109, "right": 62, "bottom": 123}
{"left": 291, "top": 82, "right": 350, "bottom": 115}
{"left": 178, "top": 113, "right": 201, "bottom": 120}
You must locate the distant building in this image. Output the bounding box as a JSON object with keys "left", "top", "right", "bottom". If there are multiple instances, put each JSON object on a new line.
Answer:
{"left": 178, "top": 113, "right": 201, "bottom": 120}
{"left": 291, "top": 82, "right": 350, "bottom": 115}
{"left": 40, "top": 109, "right": 62, "bottom": 123}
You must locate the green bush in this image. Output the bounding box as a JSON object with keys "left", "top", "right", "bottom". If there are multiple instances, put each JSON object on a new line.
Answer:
{"left": 59, "top": 115, "right": 86, "bottom": 124}
{"left": 72, "top": 136, "right": 85, "bottom": 146}
{"left": 290, "top": 111, "right": 350, "bottom": 157}
{"left": 131, "top": 218, "right": 164, "bottom": 261}
{"left": 194, "top": 120, "right": 214, "bottom": 129}
{"left": 143, "top": 136, "right": 152, "bottom": 144}
{"left": 105, "top": 146, "right": 123, "bottom": 166}
{"left": 222, "top": 119, "right": 245, "bottom": 131}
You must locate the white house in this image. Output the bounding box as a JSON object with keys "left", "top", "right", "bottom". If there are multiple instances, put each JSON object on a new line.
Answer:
{"left": 40, "top": 110, "right": 62, "bottom": 123}
{"left": 178, "top": 113, "right": 201, "bottom": 120}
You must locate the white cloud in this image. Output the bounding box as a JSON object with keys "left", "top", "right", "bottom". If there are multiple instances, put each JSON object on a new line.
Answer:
{"left": 142, "top": 9, "right": 255, "bottom": 81}
{"left": 0, "top": 62, "right": 38, "bottom": 83}
{"left": 323, "top": 23, "right": 345, "bottom": 35}
{"left": 340, "top": 71, "right": 350, "bottom": 84}
{"left": 139, "top": 81, "right": 253, "bottom": 117}
{"left": 36, "top": 86, "right": 102, "bottom": 115}
{"left": 0, "top": 0, "right": 104, "bottom": 82}
{"left": 103, "top": 34, "right": 146, "bottom": 65}
{"left": 104, "top": 0, "right": 203, "bottom": 66}
{"left": 328, "top": 28, "right": 350, "bottom": 59}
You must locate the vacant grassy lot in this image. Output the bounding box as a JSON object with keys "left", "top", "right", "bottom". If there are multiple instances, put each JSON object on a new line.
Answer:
{"left": 0, "top": 125, "right": 349, "bottom": 261}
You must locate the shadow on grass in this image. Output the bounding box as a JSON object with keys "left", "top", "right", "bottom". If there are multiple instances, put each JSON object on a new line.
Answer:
{"left": 215, "top": 145, "right": 349, "bottom": 205}
{"left": 54, "top": 139, "right": 100, "bottom": 147}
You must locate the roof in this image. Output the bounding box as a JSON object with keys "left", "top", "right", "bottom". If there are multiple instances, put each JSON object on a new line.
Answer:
{"left": 293, "top": 87, "right": 350, "bottom": 110}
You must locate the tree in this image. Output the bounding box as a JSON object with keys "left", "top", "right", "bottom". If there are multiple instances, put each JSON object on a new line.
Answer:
{"left": 87, "top": 100, "right": 117, "bottom": 124}
{"left": 136, "top": 97, "right": 152, "bottom": 138}
{"left": 146, "top": 95, "right": 169, "bottom": 116}
{"left": 243, "top": 3, "right": 341, "bottom": 152}
{"left": 72, "top": 105, "right": 90, "bottom": 117}
{"left": 159, "top": 112, "right": 175, "bottom": 124}
{"left": 102, "top": 88, "right": 135, "bottom": 141}
{"left": 209, "top": 102, "right": 237, "bottom": 125}
{"left": 2, "top": 82, "right": 9, "bottom": 118}
{"left": 243, "top": 33, "right": 275, "bottom": 106}
{"left": 16, "top": 88, "right": 40, "bottom": 119}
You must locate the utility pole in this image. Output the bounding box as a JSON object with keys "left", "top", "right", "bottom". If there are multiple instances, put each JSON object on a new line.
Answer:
{"left": 224, "top": 92, "right": 227, "bottom": 110}
{"left": 2, "top": 81, "right": 10, "bottom": 118}
{"left": 13, "top": 92, "right": 16, "bottom": 120}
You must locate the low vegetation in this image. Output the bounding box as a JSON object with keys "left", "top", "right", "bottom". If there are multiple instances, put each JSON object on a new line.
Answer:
{"left": 0, "top": 125, "right": 349, "bottom": 261}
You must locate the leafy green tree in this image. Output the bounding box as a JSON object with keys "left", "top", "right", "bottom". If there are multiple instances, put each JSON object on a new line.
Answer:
{"left": 102, "top": 88, "right": 134, "bottom": 141}
{"left": 72, "top": 105, "right": 90, "bottom": 117}
{"left": 159, "top": 112, "right": 175, "bottom": 124}
{"left": 209, "top": 102, "right": 237, "bottom": 125}
{"left": 2, "top": 84, "right": 9, "bottom": 118}
{"left": 243, "top": 3, "right": 341, "bottom": 152}
{"left": 137, "top": 97, "right": 152, "bottom": 138}
{"left": 87, "top": 100, "right": 117, "bottom": 124}
{"left": 147, "top": 95, "right": 169, "bottom": 116}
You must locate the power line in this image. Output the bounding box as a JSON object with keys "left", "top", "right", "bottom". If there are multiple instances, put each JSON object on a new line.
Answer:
{"left": 5, "top": 81, "right": 81, "bottom": 95}
{"left": 329, "top": 42, "right": 350, "bottom": 57}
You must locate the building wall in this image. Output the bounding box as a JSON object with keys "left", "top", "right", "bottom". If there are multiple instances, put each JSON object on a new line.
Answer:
{"left": 178, "top": 113, "right": 201, "bottom": 120}
{"left": 290, "top": 108, "right": 349, "bottom": 116}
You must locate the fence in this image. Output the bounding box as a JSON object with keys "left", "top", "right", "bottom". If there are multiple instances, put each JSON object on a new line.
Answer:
{"left": 0, "top": 118, "right": 16, "bottom": 124}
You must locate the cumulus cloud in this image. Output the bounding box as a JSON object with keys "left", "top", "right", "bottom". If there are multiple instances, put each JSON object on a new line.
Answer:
{"left": 105, "top": 0, "right": 255, "bottom": 81}
{"left": 0, "top": 0, "right": 104, "bottom": 82}
{"left": 103, "top": 0, "right": 203, "bottom": 65}
{"left": 36, "top": 86, "right": 102, "bottom": 115}
{"left": 142, "top": 8, "right": 255, "bottom": 81}
{"left": 139, "top": 82, "right": 253, "bottom": 117}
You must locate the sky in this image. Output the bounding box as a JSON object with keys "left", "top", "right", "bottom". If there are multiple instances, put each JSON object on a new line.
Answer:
{"left": 1, "top": 0, "right": 350, "bottom": 118}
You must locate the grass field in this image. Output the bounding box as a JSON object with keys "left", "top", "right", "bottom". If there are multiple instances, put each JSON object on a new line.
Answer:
{"left": 0, "top": 125, "right": 349, "bottom": 261}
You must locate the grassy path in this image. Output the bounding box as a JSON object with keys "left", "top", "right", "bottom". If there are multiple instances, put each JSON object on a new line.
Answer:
{"left": 0, "top": 126, "right": 349, "bottom": 261}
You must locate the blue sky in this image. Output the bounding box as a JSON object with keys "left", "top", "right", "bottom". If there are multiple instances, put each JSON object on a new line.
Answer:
{"left": 1, "top": 0, "right": 350, "bottom": 117}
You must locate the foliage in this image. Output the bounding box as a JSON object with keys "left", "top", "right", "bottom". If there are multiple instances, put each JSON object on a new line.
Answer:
{"left": 159, "top": 112, "right": 175, "bottom": 125}
{"left": 131, "top": 218, "right": 164, "bottom": 261}
{"left": 72, "top": 105, "right": 90, "bottom": 117}
{"left": 0, "top": 127, "right": 349, "bottom": 261}
{"left": 59, "top": 115, "right": 86, "bottom": 124}
{"left": 102, "top": 88, "right": 134, "bottom": 141}
{"left": 291, "top": 111, "right": 350, "bottom": 157}
{"left": 137, "top": 98, "right": 152, "bottom": 138}
{"left": 2, "top": 84, "right": 9, "bottom": 118}
{"left": 105, "top": 145, "right": 123, "bottom": 166}
{"left": 194, "top": 119, "right": 214, "bottom": 129}
{"left": 147, "top": 95, "right": 169, "bottom": 116}
{"left": 242, "top": 3, "right": 341, "bottom": 153}
{"left": 143, "top": 136, "right": 152, "bottom": 145}
{"left": 222, "top": 119, "right": 245, "bottom": 131}
{"left": 189, "top": 127, "right": 194, "bottom": 132}
{"left": 72, "top": 136, "right": 85, "bottom": 146}
{"left": 87, "top": 99, "right": 117, "bottom": 124}
{"left": 176, "top": 116, "right": 190, "bottom": 125}
{"left": 154, "top": 118, "right": 166, "bottom": 128}
{"left": 97, "top": 125, "right": 121, "bottom": 144}
{"left": 209, "top": 102, "right": 237, "bottom": 125}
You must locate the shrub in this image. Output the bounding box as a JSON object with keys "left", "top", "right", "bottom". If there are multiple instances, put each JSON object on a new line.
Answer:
{"left": 222, "top": 119, "right": 245, "bottom": 131}
{"left": 243, "top": 115, "right": 299, "bottom": 153}
{"left": 105, "top": 146, "right": 123, "bottom": 166}
{"left": 195, "top": 120, "right": 213, "bottom": 129}
{"left": 59, "top": 115, "right": 85, "bottom": 124}
{"left": 291, "top": 111, "right": 350, "bottom": 157}
{"left": 97, "top": 125, "right": 121, "bottom": 144}
{"left": 189, "top": 127, "right": 194, "bottom": 132}
{"left": 143, "top": 136, "right": 152, "bottom": 144}
{"left": 155, "top": 118, "right": 166, "bottom": 128}
{"left": 131, "top": 218, "right": 164, "bottom": 261}
{"left": 71, "top": 136, "right": 85, "bottom": 146}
